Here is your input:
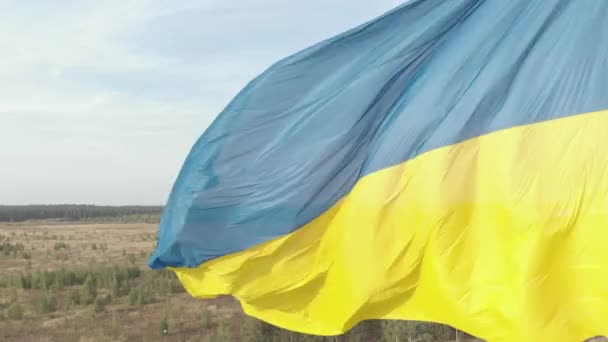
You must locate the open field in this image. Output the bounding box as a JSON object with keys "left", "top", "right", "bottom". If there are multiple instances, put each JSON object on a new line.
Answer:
{"left": 0, "top": 222, "right": 247, "bottom": 342}
{"left": 0, "top": 222, "right": 156, "bottom": 272}
{"left": 0, "top": 220, "right": 485, "bottom": 341}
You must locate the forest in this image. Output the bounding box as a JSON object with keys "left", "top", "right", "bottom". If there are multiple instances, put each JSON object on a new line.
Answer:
{"left": 0, "top": 205, "right": 163, "bottom": 222}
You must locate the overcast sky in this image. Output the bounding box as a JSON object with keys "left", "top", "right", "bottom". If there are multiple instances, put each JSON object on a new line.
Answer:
{"left": 1, "top": 0, "right": 400, "bottom": 206}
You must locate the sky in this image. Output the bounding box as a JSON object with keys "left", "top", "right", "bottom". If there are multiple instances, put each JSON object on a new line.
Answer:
{"left": 1, "top": 0, "right": 400, "bottom": 206}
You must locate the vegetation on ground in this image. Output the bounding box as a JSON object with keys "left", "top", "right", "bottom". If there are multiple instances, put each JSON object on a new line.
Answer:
{"left": 0, "top": 217, "right": 485, "bottom": 341}
{"left": 0, "top": 205, "right": 161, "bottom": 223}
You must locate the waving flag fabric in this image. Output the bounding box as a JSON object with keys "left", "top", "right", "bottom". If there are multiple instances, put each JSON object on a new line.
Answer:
{"left": 149, "top": 0, "right": 608, "bottom": 340}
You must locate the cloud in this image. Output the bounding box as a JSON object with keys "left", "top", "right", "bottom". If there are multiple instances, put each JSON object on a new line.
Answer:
{"left": 0, "top": 0, "right": 399, "bottom": 205}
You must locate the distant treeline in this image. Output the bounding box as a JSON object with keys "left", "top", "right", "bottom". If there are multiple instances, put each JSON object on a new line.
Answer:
{"left": 0, "top": 205, "right": 163, "bottom": 222}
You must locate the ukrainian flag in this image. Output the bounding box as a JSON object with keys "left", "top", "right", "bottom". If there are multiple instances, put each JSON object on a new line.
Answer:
{"left": 149, "top": 0, "right": 608, "bottom": 340}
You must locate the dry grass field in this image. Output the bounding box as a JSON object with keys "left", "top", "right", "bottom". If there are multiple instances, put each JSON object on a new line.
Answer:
{"left": 0, "top": 222, "right": 156, "bottom": 272}
{"left": 0, "top": 220, "right": 500, "bottom": 342}
{"left": 0, "top": 221, "right": 246, "bottom": 342}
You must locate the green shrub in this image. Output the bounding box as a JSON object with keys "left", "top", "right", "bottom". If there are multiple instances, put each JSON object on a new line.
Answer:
{"left": 7, "top": 302, "right": 23, "bottom": 320}
{"left": 379, "top": 321, "right": 453, "bottom": 342}
{"left": 32, "top": 270, "right": 66, "bottom": 290}
{"left": 82, "top": 275, "right": 97, "bottom": 304}
{"left": 170, "top": 279, "right": 184, "bottom": 294}
{"left": 158, "top": 280, "right": 169, "bottom": 296}
{"left": 127, "top": 266, "right": 141, "bottom": 279}
{"left": 93, "top": 297, "right": 105, "bottom": 313}
{"left": 201, "top": 311, "right": 210, "bottom": 329}
{"left": 343, "top": 321, "right": 372, "bottom": 342}
{"left": 0, "top": 242, "right": 25, "bottom": 257}
{"left": 415, "top": 323, "right": 453, "bottom": 341}
{"left": 240, "top": 317, "right": 267, "bottom": 342}
{"left": 351, "top": 320, "right": 382, "bottom": 341}
{"left": 51, "top": 276, "right": 64, "bottom": 292}
{"left": 110, "top": 277, "right": 121, "bottom": 298}
{"left": 18, "top": 273, "right": 32, "bottom": 289}
{"left": 111, "top": 313, "right": 120, "bottom": 340}
{"left": 53, "top": 242, "right": 69, "bottom": 251}
{"left": 349, "top": 335, "right": 364, "bottom": 342}
{"left": 38, "top": 292, "right": 58, "bottom": 314}
{"left": 69, "top": 288, "right": 81, "bottom": 305}
{"left": 128, "top": 288, "right": 138, "bottom": 306}
{"left": 275, "top": 326, "right": 308, "bottom": 341}
{"left": 217, "top": 320, "right": 231, "bottom": 342}
{"left": 8, "top": 288, "right": 18, "bottom": 303}
{"left": 159, "top": 316, "right": 169, "bottom": 336}
{"left": 137, "top": 287, "right": 156, "bottom": 305}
